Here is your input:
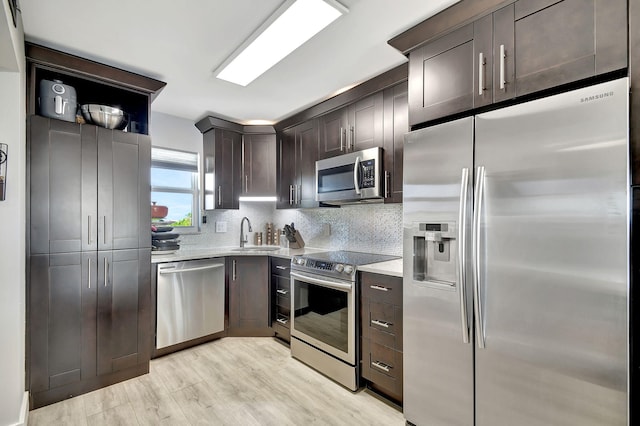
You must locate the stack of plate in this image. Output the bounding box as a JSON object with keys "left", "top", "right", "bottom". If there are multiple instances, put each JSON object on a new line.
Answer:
{"left": 151, "top": 224, "right": 180, "bottom": 253}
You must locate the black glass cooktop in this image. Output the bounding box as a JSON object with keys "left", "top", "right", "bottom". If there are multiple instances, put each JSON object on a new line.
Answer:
{"left": 302, "top": 250, "right": 399, "bottom": 266}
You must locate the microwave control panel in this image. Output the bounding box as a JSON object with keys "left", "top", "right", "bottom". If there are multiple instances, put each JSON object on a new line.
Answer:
{"left": 360, "top": 159, "right": 376, "bottom": 188}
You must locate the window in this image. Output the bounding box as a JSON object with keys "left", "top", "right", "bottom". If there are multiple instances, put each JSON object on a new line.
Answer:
{"left": 151, "top": 147, "right": 200, "bottom": 231}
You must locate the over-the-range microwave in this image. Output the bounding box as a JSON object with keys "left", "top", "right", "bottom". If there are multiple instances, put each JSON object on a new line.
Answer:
{"left": 315, "top": 147, "right": 383, "bottom": 205}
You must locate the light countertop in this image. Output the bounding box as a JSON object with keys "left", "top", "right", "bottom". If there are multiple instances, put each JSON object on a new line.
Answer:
{"left": 358, "top": 258, "right": 403, "bottom": 278}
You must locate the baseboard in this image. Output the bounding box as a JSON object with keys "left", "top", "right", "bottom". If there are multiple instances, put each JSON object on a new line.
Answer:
{"left": 10, "top": 391, "right": 29, "bottom": 426}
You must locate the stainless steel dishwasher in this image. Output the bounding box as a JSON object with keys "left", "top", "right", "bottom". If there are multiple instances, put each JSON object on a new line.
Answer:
{"left": 156, "top": 258, "right": 225, "bottom": 349}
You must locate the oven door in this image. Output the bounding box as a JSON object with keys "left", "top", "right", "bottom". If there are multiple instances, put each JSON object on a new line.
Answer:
{"left": 290, "top": 270, "right": 356, "bottom": 365}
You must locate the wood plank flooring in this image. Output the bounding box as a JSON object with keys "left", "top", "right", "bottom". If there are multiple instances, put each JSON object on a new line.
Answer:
{"left": 28, "top": 337, "right": 404, "bottom": 425}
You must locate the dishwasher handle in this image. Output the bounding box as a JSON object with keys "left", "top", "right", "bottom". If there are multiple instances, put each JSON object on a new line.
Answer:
{"left": 158, "top": 263, "right": 224, "bottom": 274}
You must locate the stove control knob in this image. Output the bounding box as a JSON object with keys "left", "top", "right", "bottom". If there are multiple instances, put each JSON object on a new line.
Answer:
{"left": 295, "top": 258, "right": 306, "bottom": 266}
{"left": 335, "top": 264, "right": 344, "bottom": 273}
{"left": 343, "top": 265, "right": 354, "bottom": 274}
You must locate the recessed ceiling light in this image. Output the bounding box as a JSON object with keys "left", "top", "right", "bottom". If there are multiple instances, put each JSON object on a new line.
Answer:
{"left": 215, "top": 0, "right": 347, "bottom": 87}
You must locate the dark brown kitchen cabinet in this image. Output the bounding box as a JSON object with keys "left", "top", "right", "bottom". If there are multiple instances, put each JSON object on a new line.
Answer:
{"left": 242, "top": 133, "right": 276, "bottom": 196}
{"left": 382, "top": 82, "right": 408, "bottom": 204}
{"left": 360, "top": 272, "right": 403, "bottom": 403}
{"left": 277, "top": 119, "right": 318, "bottom": 209}
{"left": 29, "top": 116, "right": 151, "bottom": 254}
{"left": 270, "top": 257, "right": 291, "bottom": 342}
{"left": 96, "top": 249, "right": 151, "bottom": 376}
{"left": 228, "top": 256, "right": 272, "bottom": 336}
{"left": 203, "top": 128, "right": 242, "bottom": 210}
{"left": 318, "top": 92, "right": 384, "bottom": 159}
{"left": 408, "top": 0, "right": 627, "bottom": 126}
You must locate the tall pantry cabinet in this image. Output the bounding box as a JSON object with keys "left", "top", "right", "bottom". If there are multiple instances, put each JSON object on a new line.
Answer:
{"left": 25, "top": 43, "right": 165, "bottom": 409}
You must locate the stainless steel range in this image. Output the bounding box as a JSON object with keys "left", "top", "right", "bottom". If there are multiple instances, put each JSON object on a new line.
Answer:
{"left": 290, "top": 250, "right": 399, "bottom": 390}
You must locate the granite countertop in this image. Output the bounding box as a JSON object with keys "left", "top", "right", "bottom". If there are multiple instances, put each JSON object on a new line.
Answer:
{"left": 357, "top": 258, "right": 403, "bottom": 278}
{"left": 150, "top": 246, "right": 328, "bottom": 263}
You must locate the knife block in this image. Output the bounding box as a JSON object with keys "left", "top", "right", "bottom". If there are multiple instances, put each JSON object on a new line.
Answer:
{"left": 289, "top": 231, "right": 305, "bottom": 249}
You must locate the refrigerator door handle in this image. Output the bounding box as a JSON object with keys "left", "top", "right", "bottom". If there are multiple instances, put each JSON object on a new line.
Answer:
{"left": 458, "top": 167, "right": 470, "bottom": 344}
{"left": 473, "top": 166, "right": 486, "bottom": 349}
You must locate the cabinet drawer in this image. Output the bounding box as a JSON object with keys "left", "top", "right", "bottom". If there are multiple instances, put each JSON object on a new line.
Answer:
{"left": 275, "top": 312, "right": 290, "bottom": 328}
{"left": 361, "top": 272, "right": 402, "bottom": 305}
{"left": 271, "top": 257, "right": 291, "bottom": 276}
{"left": 368, "top": 301, "right": 400, "bottom": 336}
{"left": 370, "top": 326, "right": 401, "bottom": 351}
{"left": 362, "top": 338, "right": 403, "bottom": 399}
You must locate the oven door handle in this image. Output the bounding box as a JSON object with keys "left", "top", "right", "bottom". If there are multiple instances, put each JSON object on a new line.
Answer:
{"left": 290, "top": 271, "right": 353, "bottom": 291}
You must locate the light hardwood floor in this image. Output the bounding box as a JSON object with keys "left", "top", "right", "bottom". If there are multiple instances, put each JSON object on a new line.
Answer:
{"left": 28, "top": 337, "right": 404, "bottom": 425}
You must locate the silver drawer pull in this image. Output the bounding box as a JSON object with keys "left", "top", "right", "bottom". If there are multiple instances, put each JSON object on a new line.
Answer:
{"left": 276, "top": 318, "right": 288, "bottom": 325}
{"left": 370, "top": 285, "right": 389, "bottom": 292}
{"left": 371, "top": 319, "right": 391, "bottom": 328}
{"left": 276, "top": 289, "right": 289, "bottom": 295}
{"left": 371, "top": 361, "right": 391, "bottom": 372}
{"left": 275, "top": 265, "right": 288, "bottom": 270}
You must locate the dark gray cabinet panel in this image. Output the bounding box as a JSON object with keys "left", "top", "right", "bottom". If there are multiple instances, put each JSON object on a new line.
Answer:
{"left": 318, "top": 107, "right": 347, "bottom": 159}
{"left": 270, "top": 257, "right": 291, "bottom": 342}
{"left": 348, "top": 92, "right": 384, "bottom": 152}
{"left": 203, "top": 128, "right": 242, "bottom": 210}
{"left": 29, "top": 116, "right": 98, "bottom": 254}
{"left": 277, "top": 119, "right": 318, "bottom": 209}
{"left": 382, "top": 82, "right": 408, "bottom": 204}
{"left": 97, "top": 249, "right": 151, "bottom": 375}
{"left": 29, "top": 253, "right": 97, "bottom": 392}
{"left": 242, "top": 133, "right": 276, "bottom": 196}
{"left": 228, "top": 256, "right": 271, "bottom": 335}
{"left": 98, "top": 128, "right": 151, "bottom": 250}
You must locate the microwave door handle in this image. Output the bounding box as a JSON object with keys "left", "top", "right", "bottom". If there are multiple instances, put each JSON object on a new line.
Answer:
{"left": 353, "top": 156, "right": 362, "bottom": 195}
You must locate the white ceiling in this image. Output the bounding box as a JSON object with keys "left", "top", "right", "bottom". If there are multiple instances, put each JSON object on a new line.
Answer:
{"left": 20, "top": 0, "right": 458, "bottom": 125}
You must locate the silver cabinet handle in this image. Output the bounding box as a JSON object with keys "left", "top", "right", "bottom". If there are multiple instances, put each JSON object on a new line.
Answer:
{"left": 339, "top": 127, "right": 344, "bottom": 152}
{"left": 88, "top": 216, "right": 92, "bottom": 245}
{"left": 232, "top": 259, "right": 237, "bottom": 281}
{"left": 458, "top": 168, "right": 470, "bottom": 344}
{"left": 275, "top": 265, "right": 288, "bottom": 270}
{"left": 349, "top": 125, "right": 354, "bottom": 151}
{"left": 289, "top": 184, "right": 294, "bottom": 205}
{"left": 104, "top": 257, "right": 108, "bottom": 287}
{"left": 218, "top": 186, "right": 222, "bottom": 207}
{"left": 371, "top": 319, "right": 391, "bottom": 328}
{"left": 384, "top": 171, "right": 390, "bottom": 198}
{"left": 276, "top": 289, "right": 289, "bottom": 295}
{"left": 276, "top": 318, "right": 288, "bottom": 325}
{"left": 369, "top": 285, "right": 389, "bottom": 292}
{"left": 245, "top": 175, "right": 248, "bottom": 193}
{"left": 296, "top": 184, "right": 301, "bottom": 205}
{"left": 473, "top": 166, "right": 486, "bottom": 349}
{"left": 88, "top": 258, "right": 91, "bottom": 289}
{"left": 371, "top": 361, "right": 390, "bottom": 373}
{"left": 353, "top": 156, "right": 362, "bottom": 195}
{"left": 499, "top": 44, "right": 506, "bottom": 90}
{"left": 103, "top": 216, "right": 107, "bottom": 245}
{"left": 478, "top": 52, "right": 486, "bottom": 96}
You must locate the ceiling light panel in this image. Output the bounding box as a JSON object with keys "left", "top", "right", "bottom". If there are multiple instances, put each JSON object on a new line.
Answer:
{"left": 216, "top": 0, "right": 347, "bottom": 86}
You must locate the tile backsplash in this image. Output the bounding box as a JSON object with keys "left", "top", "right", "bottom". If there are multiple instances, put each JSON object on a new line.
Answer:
{"left": 179, "top": 202, "right": 403, "bottom": 256}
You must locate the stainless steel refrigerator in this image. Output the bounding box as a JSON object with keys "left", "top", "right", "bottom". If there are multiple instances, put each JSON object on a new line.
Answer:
{"left": 403, "top": 77, "right": 629, "bottom": 425}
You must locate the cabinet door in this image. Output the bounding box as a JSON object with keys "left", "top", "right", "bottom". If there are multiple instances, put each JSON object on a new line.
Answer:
{"left": 513, "top": 0, "right": 626, "bottom": 96}
{"left": 217, "top": 129, "right": 242, "bottom": 209}
{"left": 296, "top": 119, "right": 319, "bottom": 208}
{"left": 243, "top": 133, "right": 276, "bottom": 196}
{"left": 228, "top": 256, "right": 270, "bottom": 334}
{"left": 383, "top": 82, "right": 408, "bottom": 204}
{"left": 493, "top": 4, "right": 516, "bottom": 103}
{"left": 29, "top": 252, "right": 97, "bottom": 392}
{"left": 409, "top": 23, "right": 478, "bottom": 126}
{"left": 97, "top": 128, "right": 151, "bottom": 250}
{"left": 97, "top": 249, "right": 151, "bottom": 375}
{"left": 277, "top": 129, "right": 297, "bottom": 209}
{"left": 318, "top": 107, "right": 348, "bottom": 159}
{"left": 347, "top": 92, "right": 384, "bottom": 152}
{"left": 29, "top": 116, "right": 98, "bottom": 254}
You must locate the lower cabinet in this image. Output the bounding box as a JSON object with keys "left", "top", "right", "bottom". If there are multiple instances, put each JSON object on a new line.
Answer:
{"left": 28, "top": 249, "right": 151, "bottom": 408}
{"left": 360, "top": 271, "right": 403, "bottom": 403}
{"left": 228, "top": 256, "right": 272, "bottom": 336}
{"left": 270, "top": 257, "right": 291, "bottom": 342}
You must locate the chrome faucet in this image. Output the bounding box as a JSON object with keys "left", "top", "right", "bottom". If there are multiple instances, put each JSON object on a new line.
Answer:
{"left": 239, "top": 217, "right": 253, "bottom": 248}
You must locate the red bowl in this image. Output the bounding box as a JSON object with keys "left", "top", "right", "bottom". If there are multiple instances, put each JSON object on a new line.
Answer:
{"left": 151, "top": 202, "right": 168, "bottom": 219}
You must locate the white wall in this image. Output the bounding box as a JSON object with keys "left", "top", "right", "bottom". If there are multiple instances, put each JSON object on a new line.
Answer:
{"left": 150, "top": 111, "right": 202, "bottom": 155}
{"left": 0, "top": 3, "right": 27, "bottom": 426}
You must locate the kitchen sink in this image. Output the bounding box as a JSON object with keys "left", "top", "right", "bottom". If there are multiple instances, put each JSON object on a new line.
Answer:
{"left": 232, "top": 246, "right": 281, "bottom": 252}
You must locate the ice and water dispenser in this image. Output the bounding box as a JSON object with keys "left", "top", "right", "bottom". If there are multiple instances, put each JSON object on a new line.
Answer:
{"left": 412, "top": 222, "right": 457, "bottom": 286}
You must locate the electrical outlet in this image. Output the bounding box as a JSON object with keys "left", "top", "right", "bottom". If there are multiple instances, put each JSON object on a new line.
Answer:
{"left": 322, "top": 223, "right": 331, "bottom": 236}
{"left": 216, "top": 221, "right": 228, "bottom": 233}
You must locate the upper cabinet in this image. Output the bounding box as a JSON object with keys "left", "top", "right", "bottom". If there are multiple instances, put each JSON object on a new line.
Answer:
{"left": 242, "top": 132, "right": 277, "bottom": 197}
{"left": 202, "top": 128, "right": 242, "bottom": 210}
{"left": 407, "top": 0, "right": 627, "bottom": 127}
{"left": 318, "top": 92, "right": 384, "bottom": 159}
{"left": 382, "top": 82, "right": 408, "bottom": 204}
